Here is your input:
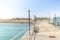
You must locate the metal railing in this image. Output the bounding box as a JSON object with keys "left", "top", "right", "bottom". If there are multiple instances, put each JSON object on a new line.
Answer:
{"left": 11, "top": 27, "right": 28, "bottom": 40}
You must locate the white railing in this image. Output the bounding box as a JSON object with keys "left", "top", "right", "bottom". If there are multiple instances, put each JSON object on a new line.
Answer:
{"left": 11, "top": 27, "right": 28, "bottom": 40}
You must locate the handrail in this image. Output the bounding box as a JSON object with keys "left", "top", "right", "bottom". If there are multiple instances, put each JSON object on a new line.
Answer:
{"left": 11, "top": 27, "right": 28, "bottom": 40}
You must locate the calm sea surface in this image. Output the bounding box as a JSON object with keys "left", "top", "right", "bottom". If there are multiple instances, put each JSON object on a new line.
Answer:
{"left": 0, "top": 23, "right": 28, "bottom": 40}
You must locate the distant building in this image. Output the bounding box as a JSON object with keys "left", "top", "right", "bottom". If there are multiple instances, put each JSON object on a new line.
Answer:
{"left": 53, "top": 17, "right": 60, "bottom": 26}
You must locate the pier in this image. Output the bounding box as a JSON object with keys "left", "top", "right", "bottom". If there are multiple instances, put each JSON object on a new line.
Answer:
{"left": 20, "top": 19, "right": 60, "bottom": 40}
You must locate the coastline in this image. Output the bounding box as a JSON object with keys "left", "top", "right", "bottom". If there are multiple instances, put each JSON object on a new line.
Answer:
{"left": 0, "top": 18, "right": 49, "bottom": 23}
{"left": 0, "top": 19, "right": 29, "bottom": 23}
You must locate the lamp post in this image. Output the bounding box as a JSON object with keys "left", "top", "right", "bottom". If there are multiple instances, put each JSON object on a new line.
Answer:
{"left": 28, "top": 10, "right": 30, "bottom": 36}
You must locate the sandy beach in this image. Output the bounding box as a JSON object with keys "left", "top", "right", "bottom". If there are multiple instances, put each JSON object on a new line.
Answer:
{"left": 20, "top": 19, "right": 60, "bottom": 40}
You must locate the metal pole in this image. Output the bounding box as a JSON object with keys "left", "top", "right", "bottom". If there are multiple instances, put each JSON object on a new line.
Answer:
{"left": 49, "top": 16, "right": 50, "bottom": 23}
{"left": 33, "top": 15, "right": 36, "bottom": 40}
{"left": 55, "top": 14, "right": 56, "bottom": 26}
{"left": 28, "top": 10, "right": 30, "bottom": 36}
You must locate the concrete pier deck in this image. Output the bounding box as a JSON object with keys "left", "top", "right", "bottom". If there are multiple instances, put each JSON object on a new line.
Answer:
{"left": 20, "top": 20, "right": 60, "bottom": 40}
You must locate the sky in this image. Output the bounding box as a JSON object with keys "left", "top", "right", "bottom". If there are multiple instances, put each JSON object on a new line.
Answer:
{"left": 0, "top": 0, "right": 60, "bottom": 19}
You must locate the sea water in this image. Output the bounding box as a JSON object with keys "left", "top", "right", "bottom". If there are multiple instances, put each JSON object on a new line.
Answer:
{"left": 0, "top": 23, "right": 28, "bottom": 40}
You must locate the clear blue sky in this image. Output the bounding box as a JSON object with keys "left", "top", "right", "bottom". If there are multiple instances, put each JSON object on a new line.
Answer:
{"left": 0, "top": 0, "right": 60, "bottom": 19}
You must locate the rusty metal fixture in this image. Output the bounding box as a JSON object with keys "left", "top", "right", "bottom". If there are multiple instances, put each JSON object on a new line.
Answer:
{"left": 49, "top": 36, "right": 56, "bottom": 38}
